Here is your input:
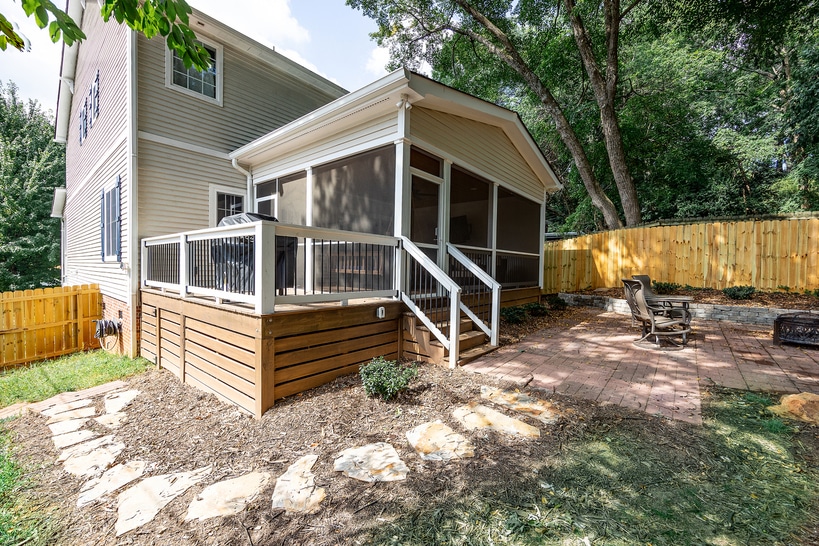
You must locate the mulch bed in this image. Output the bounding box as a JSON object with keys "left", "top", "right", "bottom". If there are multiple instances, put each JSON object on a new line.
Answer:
{"left": 578, "top": 287, "right": 819, "bottom": 310}
{"left": 4, "top": 305, "right": 817, "bottom": 545}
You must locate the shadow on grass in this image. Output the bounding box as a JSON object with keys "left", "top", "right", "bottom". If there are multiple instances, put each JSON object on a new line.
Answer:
{"left": 338, "top": 390, "right": 819, "bottom": 546}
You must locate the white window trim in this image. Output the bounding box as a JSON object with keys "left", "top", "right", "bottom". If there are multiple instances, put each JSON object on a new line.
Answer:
{"left": 165, "top": 37, "right": 223, "bottom": 107}
{"left": 102, "top": 177, "right": 121, "bottom": 263}
{"left": 209, "top": 184, "right": 245, "bottom": 227}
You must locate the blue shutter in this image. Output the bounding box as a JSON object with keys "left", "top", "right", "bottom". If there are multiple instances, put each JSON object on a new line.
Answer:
{"left": 100, "top": 188, "right": 106, "bottom": 260}
{"left": 114, "top": 175, "right": 122, "bottom": 261}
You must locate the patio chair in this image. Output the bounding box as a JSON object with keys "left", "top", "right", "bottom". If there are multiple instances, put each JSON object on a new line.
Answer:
{"left": 622, "top": 278, "right": 669, "bottom": 327}
{"left": 632, "top": 275, "right": 670, "bottom": 306}
{"left": 622, "top": 279, "right": 691, "bottom": 347}
{"left": 632, "top": 274, "right": 691, "bottom": 326}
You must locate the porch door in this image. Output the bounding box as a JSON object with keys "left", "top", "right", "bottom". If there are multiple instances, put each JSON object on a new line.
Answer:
{"left": 410, "top": 174, "right": 441, "bottom": 265}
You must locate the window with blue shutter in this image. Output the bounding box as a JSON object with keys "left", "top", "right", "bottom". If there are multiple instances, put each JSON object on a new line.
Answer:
{"left": 101, "top": 175, "right": 122, "bottom": 261}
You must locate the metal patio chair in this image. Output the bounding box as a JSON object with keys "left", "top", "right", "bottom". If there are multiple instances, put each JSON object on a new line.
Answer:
{"left": 622, "top": 279, "right": 691, "bottom": 347}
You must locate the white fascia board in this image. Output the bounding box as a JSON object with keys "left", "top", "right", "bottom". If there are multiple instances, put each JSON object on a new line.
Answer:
{"left": 230, "top": 68, "right": 418, "bottom": 164}
{"left": 55, "top": 0, "right": 85, "bottom": 143}
{"left": 406, "top": 72, "right": 562, "bottom": 192}
{"left": 189, "top": 9, "right": 346, "bottom": 98}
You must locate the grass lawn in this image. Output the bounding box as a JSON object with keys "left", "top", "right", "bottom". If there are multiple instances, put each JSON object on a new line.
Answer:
{"left": 0, "top": 351, "right": 151, "bottom": 409}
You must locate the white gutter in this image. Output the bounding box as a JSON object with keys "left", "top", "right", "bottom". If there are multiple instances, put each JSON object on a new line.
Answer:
{"left": 54, "top": 0, "right": 85, "bottom": 143}
{"left": 231, "top": 159, "right": 253, "bottom": 212}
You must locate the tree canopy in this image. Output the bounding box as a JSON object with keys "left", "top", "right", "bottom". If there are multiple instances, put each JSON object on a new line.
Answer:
{"left": 0, "top": 81, "right": 64, "bottom": 291}
{"left": 0, "top": 0, "right": 210, "bottom": 70}
{"left": 349, "top": 0, "right": 819, "bottom": 232}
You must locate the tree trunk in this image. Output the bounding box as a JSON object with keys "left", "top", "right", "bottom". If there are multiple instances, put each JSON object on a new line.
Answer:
{"left": 565, "top": 0, "right": 642, "bottom": 226}
{"left": 454, "top": 0, "right": 624, "bottom": 230}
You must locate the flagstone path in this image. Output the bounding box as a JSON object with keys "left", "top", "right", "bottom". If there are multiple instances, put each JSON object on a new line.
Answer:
{"left": 21, "top": 380, "right": 558, "bottom": 538}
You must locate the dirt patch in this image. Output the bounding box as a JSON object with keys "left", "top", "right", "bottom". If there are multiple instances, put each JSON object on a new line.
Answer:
{"left": 577, "top": 287, "right": 819, "bottom": 310}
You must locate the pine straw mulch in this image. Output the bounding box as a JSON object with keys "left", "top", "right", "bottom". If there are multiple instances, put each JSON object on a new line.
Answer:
{"left": 4, "top": 306, "right": 818, "bottom": 545}
{"left": 578, "top": 287, "right": 819, "bottom": 310}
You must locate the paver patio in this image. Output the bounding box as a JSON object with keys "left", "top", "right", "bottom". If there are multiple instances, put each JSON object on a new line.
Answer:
{"left": 463, "top": 308, "right": 819, "bottom": 425}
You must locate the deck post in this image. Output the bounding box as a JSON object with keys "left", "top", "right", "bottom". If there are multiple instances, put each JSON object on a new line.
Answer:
{"left": 179, "top": 233, "right": 188, "bottom": 297}
{"left": 255, "top": 222, "right": 277, "bottom": 314}
{"left": 448, "top": 287, "right": 461, "bottom": 369}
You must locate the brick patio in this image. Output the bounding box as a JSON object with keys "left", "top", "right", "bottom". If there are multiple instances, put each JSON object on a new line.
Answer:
{"left": 462, "top": 308, "right": 819, "bottom": 425}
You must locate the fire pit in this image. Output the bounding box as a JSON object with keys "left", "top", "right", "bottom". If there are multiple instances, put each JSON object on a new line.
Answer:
{"left": 774, "top": 312, "right": 819, "bottom": 348}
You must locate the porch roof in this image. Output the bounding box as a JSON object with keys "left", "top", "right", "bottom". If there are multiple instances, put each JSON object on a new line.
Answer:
{"left": 229, "top": 69, "right": 561, "bottom": 192}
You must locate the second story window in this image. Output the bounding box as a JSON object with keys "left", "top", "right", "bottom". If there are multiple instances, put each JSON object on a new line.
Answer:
{"left": 166, "top": 39, "right": 223, "bottom": 105}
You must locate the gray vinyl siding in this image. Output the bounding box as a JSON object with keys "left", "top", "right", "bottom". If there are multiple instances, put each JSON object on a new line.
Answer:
{"left": 63, "top": 9, "right": 130, "bottom": 301}
{"left": 138, "top": 139, "right": 246, "bottom": 237}
{"left": 136, "top": 34, "right": 342, "bottom": 153}
{"left": 64, "top": 141, "right": 130, "bottom": 301}
{"left": 411, "top": 107, "right": 545, "bottom": 202}
{"left": 252, "top": 112, "right": 399, "bottom": 182}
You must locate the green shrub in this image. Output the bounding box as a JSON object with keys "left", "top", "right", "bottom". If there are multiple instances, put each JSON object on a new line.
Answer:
{"left": 500, "top": 306, "right": 527, "bottom": 324}
{"left": 804, "top": 289, "right": 819, "bottom": 298}
{"left": 652, "top": 281, "right": 681, "bottom": 294}
{"left": 522, "top": 302, "right": 549, "bottom": 317}
{"left": 543, "top": 294, "right": 567, "bottom": 311}
{"left": 360, "top": 357, "right": 417, "bottom": 401}
{"left": 777, "top": 285, "right": 791, "bottom": 292}
{"left": 723, "top": 285, "right": 756, "bottom": 300}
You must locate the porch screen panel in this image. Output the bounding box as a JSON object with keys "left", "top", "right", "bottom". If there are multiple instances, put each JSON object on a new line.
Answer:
{"left": 277, "top": 172, "right": 307, "bottom": 225}
{"left": 312, "top": 146, "right": 395, "bottom": 235}
{"left": 449, "top": 167, "right": 490, "bottom": 248}
{"left": 496, "top": 187, "right": 541, "bottom": 286}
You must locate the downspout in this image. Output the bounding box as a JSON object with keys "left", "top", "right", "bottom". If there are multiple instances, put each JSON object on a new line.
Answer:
{"left": 231, "top": 159, "right": 253, "bottom": 211}
{"left": 127, "top": 29, "right": 139, "bottom": 358}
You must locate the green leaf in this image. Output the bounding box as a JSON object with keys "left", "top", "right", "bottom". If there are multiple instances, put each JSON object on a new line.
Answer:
{"left": 34, "top": 5, "right": 49, "bottom": 28}
{"left": 48, "top": 20, "right": 61, "bottom": 42}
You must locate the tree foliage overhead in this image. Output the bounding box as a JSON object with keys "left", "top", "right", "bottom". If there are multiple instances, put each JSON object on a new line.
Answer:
{"left": 0, "top": 0, "right": 210, "bottom": 71}
{"left": 0, "top": 81, "right": 64, "bottom": 292}
{"left": 350, "top": 0, "right": 819, "bottom": 232}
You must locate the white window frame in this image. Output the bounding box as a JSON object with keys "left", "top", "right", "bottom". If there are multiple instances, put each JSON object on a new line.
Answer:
{"left": 101, "top": 176, "right": 121, "bottom": 263}
{"left": 165, "top": 37, "right": 223, "bottom": 106}
{"left": 209, "top": 184, "right": 245, "bottom": 227}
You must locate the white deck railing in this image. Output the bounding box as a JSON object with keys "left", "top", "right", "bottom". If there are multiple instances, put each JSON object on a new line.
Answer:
{"left": 142, "top": 221, "right": 499, "bottom": 365}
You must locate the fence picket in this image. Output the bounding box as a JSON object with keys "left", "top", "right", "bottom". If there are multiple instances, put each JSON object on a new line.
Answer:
{"left": 0, "top": 285, "right": 102, "bottom": 369}
{"left": 543, "top": 217, "right": 819, "bottom": 293}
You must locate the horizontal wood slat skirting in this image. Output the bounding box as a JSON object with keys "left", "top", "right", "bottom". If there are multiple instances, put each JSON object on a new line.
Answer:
{"left": 140, "top": 290, "right": 402, "bottom": 418}
{"left": 141, "top": 286, "right": 531, "bottom": 418}
{"left": 1, "top": 285, "right": 102, "bottom": 369}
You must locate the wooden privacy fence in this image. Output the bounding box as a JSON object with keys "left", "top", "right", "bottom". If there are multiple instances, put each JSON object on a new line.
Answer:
{"left": 0, "top": 285, "right": 102, "bottom": 369}
{"left": 543, "top": 217, "right": 819, "bottom": 293}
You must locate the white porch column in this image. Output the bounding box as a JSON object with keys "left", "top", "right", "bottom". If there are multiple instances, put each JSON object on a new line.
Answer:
{"left": 305, "top": 167, "right": 313, "bottom": 294}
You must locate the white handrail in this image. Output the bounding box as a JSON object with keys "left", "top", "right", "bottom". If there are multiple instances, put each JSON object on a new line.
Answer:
{"left": 447, "top": 243, "right": 501, "bottom": 346}
{"left": 400, "top": 237, "right": 461, "bottom": 368}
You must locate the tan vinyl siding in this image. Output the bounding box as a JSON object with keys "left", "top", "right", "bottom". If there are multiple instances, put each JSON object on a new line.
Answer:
{"left": 252, "top": 112, "right": 399, "bottom": 182}
{"left": 64, "top": 141, "right": 129, "bottom": 301}
{"left": 138, "top": 139, "right": 246, "bottom": 237}
{"left": 63, "top": 9, "right": 130, "bottom": 301}
{"left": 411, "top": 107, "right": 544, "bottom": 201}
{"left": 136, "top": 34, "right": 340, "bottom": 152}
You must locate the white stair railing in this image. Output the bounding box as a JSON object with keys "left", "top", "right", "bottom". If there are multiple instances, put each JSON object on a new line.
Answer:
{"left": 447, "top": 243, "right": 501, "bottom": 346}
{"left": 399, "top": 237, "right": 461, "bottom": 369}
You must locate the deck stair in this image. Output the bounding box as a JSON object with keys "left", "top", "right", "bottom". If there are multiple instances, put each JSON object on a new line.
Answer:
{"left": 402, "top": 313, "right": 497, "bottom": 366}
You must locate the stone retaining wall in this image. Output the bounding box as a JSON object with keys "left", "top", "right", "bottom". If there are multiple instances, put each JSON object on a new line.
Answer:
{"left": 558, "top": 293, "right": 810, "bottom": 327}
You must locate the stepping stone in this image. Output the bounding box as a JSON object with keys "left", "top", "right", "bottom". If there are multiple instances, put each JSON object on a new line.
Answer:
{"left": 58, "top": 435, "right": 117, "bottom": 462}
{"left": 115, "top": 465, "right": 212, "bottom": 536}
{"left": 186, "top": 471, "right": 272, "bottom": 521}
{"left": 53, "top": 429, "right": 97, "bottom": 449}
{"left": 104, "top": 390, "right": 140, "bottom": 414}
{"left": 48, "top": 418, "right": 88, "bottom": 436}
{"left": 334, "top": 443, "right": 409, "bottom": 483}
{"left": 768, "top": 393, "right": 819, "bottom": 424}
{"left": 41, "top": 398, "right": 93, "bottom": 417}
{"left": 59, "top": 435, "right": 125, "bottom": 477}
{"left": 95, "top": 412, "right": 128, "bottom": 428}
{"left": 77, "top": 461, "right": 148, "bottom": 507}
{"left": 481, "top": 386, "right": 560, "bottom": 425}
{"left": 271, "top": 455, "right": 325, "bottom": 514}
{"left": 46, "top": 406, "right": 96, "bottom": 424}
{"left": 453, "top": 402, "right": 540, "bottom": 438}
{"left": 406, "top": 421, "right": 474, "bottom": 461}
